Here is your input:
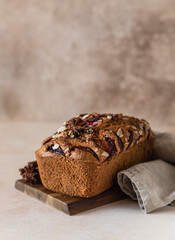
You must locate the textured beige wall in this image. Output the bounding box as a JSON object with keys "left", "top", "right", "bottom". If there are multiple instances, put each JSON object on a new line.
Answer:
{"left": 0, "top": 0, "right": 175, "bottom": 127}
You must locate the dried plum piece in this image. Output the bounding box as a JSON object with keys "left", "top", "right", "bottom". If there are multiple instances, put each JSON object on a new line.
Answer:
{"left": 84, "top": 116, "right": 100, "bottom": 126}
{"left": 126, "top": 129, "right": 133, "bottom": 150}
{"left": 71, "top": 146, "right": 99, "bottom": 160}
{"left": 19, "top": 161, "right": 41, "bottom": 184}
{"left": 85, "top": 121, "right": 98, "bottom": 126}
{"left": 105, "top": 137, "right": 117, "bottom": 156}
{"left": 116, "top": 136, "right": 124, "bottom": 153}
{"left": 84, "top": 113, "right": 102, "bottom": 124}
{"left": 47, "top": 144, "right": 65, "bottom": 156}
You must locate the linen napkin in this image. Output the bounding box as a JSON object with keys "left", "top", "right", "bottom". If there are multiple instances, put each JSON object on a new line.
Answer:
{"left": 117, "top": 132, "right": 175, "bottom": 213}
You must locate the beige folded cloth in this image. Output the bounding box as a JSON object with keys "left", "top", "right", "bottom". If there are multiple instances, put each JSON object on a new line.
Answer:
{"left": 117, "top": 132, "right": 175, "bottom": 213}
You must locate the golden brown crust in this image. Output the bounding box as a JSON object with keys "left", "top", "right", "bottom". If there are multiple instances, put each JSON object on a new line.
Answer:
{"left": 35, "top": 113, "right": 155, "bottom": 197}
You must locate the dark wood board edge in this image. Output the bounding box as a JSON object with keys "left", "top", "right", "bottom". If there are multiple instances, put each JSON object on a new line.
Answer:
{"left": 68, "top": 186, "right": 127, "bottom": 215}
{"left": 15, "top": 180, "right": 69, "bottom": 214}
{"left": 15, "top": 179, "right": 127, "bottom": 215}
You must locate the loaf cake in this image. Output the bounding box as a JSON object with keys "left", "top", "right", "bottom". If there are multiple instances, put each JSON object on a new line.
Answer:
{"left": 35, "top": 113, "right": 155, "bottom": 198}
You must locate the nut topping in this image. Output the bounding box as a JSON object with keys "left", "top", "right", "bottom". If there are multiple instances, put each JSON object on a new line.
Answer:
{"left": 131, "top": 125, "right": 137, "bottom": 130}
{"left": 58, "top": 125, "right": 66, "bottom": 133}
{"left": 102, "top": 151, "right": 109, "bottom": 157}
{"left": 52, "top": 144, "right": 59, "bottom": 150}
{"left": 116, "top": 128, "right": 124, "bottom": 138}
{"left": 41, "top": 113, "right": 153, "bottom": 160}
{"left": 139, "top": 129, "right": 143, "bottom": 135}
{"left": 52, "top": 133, "right": 62, "bottom": 138}
{"left": 89, "top": 128, "right": 94, "bottom": 133}
{"left": 81, "top": 114, "right": 89, "bottom": 120}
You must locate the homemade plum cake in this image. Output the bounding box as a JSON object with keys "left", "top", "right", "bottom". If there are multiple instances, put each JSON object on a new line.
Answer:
{"left": 35, "top": 113, "right": 155, "bottom": 197}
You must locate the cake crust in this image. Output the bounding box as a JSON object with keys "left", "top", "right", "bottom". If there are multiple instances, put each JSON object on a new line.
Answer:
{"left": 35, "top": 113, "right": 155, "bottom": 197}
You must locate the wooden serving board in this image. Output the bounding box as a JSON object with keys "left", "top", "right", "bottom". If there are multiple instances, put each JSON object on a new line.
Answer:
{"left": 15, "top": 179, "right": 127, "bottom": 215}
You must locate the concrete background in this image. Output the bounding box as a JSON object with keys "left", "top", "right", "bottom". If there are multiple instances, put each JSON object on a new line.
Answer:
{"left": 0, "top": 0, "right": 175, "bottom": 128}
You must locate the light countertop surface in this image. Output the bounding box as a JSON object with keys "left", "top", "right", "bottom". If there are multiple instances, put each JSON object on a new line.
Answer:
{"left": 0, "top": 122, "right": 175, "bottom": 240}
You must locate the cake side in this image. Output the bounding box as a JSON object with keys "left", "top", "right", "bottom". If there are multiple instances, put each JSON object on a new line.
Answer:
{"left": 35, "top": 113, "right": 155, "bottom": 197}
